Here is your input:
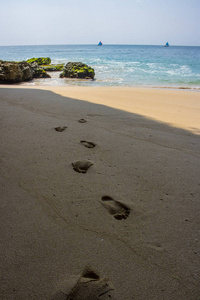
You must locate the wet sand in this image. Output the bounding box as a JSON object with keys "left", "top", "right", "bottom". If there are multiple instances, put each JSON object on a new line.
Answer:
{"left": 0, "top": 86, "right": 200, "bottom": 299}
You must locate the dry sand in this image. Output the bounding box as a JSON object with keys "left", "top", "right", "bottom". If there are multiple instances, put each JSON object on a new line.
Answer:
{"left": 0, "top": 86, "right": 200, "bottom": 299}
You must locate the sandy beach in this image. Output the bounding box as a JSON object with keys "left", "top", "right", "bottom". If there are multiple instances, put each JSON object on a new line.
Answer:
{"left": 0, "top": 86, "right": 200, "bottom": 299}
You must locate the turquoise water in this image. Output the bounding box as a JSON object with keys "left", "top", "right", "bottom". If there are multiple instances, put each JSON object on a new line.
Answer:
{"left": 0, "top": 44, "right": 200, "bottom": 89}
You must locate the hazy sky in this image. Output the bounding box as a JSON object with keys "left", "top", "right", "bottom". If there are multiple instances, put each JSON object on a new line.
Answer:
{"left": 1, "top": 0, "right": 200, "bottom": 46}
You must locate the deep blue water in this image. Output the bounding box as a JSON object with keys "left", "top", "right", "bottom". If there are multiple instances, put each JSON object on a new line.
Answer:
{"left": 0, "top": 44, "right": 200, "bottom": 88}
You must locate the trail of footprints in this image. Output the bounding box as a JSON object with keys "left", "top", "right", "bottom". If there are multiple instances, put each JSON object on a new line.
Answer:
{"left": 54, "top": 119, "right": 130, "bottom": 221}
{"left": 53, "top": 120, "right": 129, "bottom": 299}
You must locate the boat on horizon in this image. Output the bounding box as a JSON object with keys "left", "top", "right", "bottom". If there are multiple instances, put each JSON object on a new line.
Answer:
{"left": 164, "top": 42, "right": 169, "bottom": 47}
{"left": 98, "top": 41, "right": 103, "bottom": 46}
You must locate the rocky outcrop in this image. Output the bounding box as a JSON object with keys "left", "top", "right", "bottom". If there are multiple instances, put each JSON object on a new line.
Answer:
{"left": 0, "top": 60, "right": 52, "bottom": 83}
{"left": 0, "top": 59, "right": 94, "bottom": 84}
{"left": 0, "top": 60, "right": 34, "bottom": 83}
{"left": 60, "top": 62, "right": 95, "bottom": 79}
{"left": 27, "top": 57, "right": 51, "bottom": 65}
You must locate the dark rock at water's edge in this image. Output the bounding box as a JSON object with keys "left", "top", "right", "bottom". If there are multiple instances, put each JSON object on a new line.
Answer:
{"left": 33, "top": 69, "right": 51, "bottom": 78}
{"left": 0, "top": 60, "right": 34, "bottom": 83}
{"left": 60, "top": 62, "right": 95, "bottom": 79}
{"left": 27, "top": 57, "right": 51, "bottom": 65}
{"left": 0, "top": 60, "right": 51, "bottom": 83}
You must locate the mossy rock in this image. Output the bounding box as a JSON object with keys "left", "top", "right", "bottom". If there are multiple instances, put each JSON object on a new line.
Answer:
{"left": 27, "top": 57, "right": 51, "bottom": 65}
{"left": 33, "top": 69, "right": 51, "bottom": 78}
{"left": 42, "top": 64, "right": 64, "bottom": 71}
{"left": 60, "top": 62, "right": 95, "bottom": 79}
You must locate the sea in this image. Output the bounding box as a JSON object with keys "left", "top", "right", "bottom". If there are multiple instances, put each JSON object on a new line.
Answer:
{"left": 0, "top": 44, "right": 200, "bottom": 89}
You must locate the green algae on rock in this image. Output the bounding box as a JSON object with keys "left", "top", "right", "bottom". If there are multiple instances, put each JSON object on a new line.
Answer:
{"left": 60, "top": 62, "right": 95, "bottom": 79}
{"left": 27, "top": 57, "right": 51, "bottom": 65}
{"left": 42, "top": 64, "right": 64, "bottom": 71}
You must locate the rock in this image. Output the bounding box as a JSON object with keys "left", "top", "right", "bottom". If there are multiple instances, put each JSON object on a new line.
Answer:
{"left": 0, "top": 60, "right": 34, "bottom": 83}
{"left": 19, "top": 61, "right": 34, "bottom": 81}
{"left": 27, "top": 57, "right": 51, "bottom": 65}
{"left": 33, "top": 69, "right": 51, "bottom": 78}
{"left": 60, "top": 62, "right": 95, "bottom": 79}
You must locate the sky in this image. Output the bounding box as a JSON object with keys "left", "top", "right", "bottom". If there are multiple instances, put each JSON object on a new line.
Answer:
{"left": 0, "top": 0, "right": 200, "bottom": 46}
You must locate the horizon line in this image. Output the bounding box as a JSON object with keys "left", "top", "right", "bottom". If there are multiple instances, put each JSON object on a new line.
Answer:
{"left": 0, "top": 43, "right": 200, "bottom": 47}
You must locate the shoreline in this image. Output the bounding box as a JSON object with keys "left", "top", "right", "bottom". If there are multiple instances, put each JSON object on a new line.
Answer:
{"left": 22, "top": 83, "right": 200, "bottom": 91}
{"left": 1, "top": 85, "right": 200, "bottom": 299}
{"left": 4, "top": 81, "right": 200, "bottom": 90}
{"left": 19, "top": 74, "right": 200, "bottom": 91}
{"left": 2, "top": 80, "right": 200, "bottom": 91}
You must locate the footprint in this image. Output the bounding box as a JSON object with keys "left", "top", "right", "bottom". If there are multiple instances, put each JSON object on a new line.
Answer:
{"left": 54, "top": 126, "right": 67, "bottom": 132}
{"left": 80, "top": 140, "right": 96, "bottom": 148}
{"left": 101, "top": 196, "right": 130, "bottom": 220}
{"left": 51, "top": 268, "right": 115, "bottom": 300}
{"left": 78, "top": 118, "right": 87, "bottom": 123}
{"left": 72, "top": 160, "right": 93, "bottom": 173}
